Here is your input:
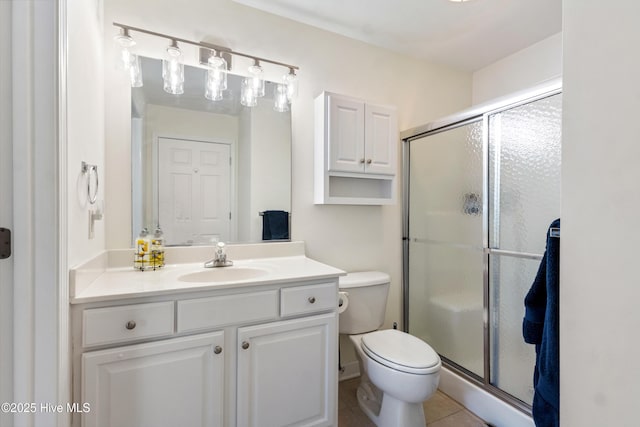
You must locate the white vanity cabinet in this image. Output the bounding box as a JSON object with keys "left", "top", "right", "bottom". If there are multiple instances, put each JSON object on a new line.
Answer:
{"left": 71, "top": 278, "right": 339, "bottom": 427}
{"left": 315, "top": 91, "right": 398, "bottom": 205}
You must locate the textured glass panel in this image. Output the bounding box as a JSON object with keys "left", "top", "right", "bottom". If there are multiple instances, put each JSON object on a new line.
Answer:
{"left": 489, "top": 93, "right": 562, "bottom": 254}
{"left": 408, "top": 120, "right": 484, "bottom": 377}
{"left": 489, "top": 254, "right": 540, "bottom": 405}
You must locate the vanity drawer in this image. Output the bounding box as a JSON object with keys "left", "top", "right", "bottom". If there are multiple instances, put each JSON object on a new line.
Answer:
{"left": 177, "top": 290, "right": 278, "bottom": 333}
{"left": 280, "top": 282, "right": 337, "bottom": 317}
{"left": 83, "top": 302, "right": 175, "bottom": 348}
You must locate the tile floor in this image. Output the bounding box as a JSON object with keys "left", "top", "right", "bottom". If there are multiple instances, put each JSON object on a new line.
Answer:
{"left": 338, "top": 377, "right": 488, "bottom": 426}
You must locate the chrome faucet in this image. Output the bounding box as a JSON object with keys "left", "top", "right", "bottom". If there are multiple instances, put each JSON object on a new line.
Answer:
{"left": 204, "top": 241, "right": 234, "bottom": 268}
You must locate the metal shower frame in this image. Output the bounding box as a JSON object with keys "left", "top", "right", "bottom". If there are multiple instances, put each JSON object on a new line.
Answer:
{"left": 400, "top": 78, "right": 562, "bottom": 413}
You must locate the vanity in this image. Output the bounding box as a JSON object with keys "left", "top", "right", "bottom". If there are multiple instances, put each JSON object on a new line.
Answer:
{"left": 69, "top": 242, "right": 344, "bottom": 427}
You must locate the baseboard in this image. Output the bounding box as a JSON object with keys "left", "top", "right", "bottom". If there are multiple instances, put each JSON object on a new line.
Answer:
{"left": 438, "top": 367, "right": 534, "bottom": 427}
{"left": 338, "top": 361, "right": 360, "bottom": 381}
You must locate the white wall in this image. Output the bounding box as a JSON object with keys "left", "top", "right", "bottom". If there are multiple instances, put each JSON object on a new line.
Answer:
{"left": 472, "top": 32, "right": 562, "bottom": 105}
{"left": 67, "top": 0, "right": 105, "bottom": 268}
{"left": 561, "top": 1, "right": 640, "bottom": 425}
{"left": 103, "top": 0, "right": 472, "bottom": 337}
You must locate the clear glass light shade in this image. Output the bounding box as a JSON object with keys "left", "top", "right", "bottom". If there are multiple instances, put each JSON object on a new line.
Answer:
{"left": 247, "top": 64, "right": 265, "bottom": 98}
{"left": 162, "top": 45, "right": 184, "bottom": 95}
{"left": 205, "top": 55, "right": 227, "bottom": 101}
{"left": 129, "top": 54, "right": 143, "bottom": 87}
{"left": 240, "top": 78, "right": 257, "bottom": 107}
{"left": 273, "top": 84, "right": 289, "bottom": 112}
{"left": 282, "top": 71, "right": 298, "bottom": 103}
{"left": 114, "top": 33, "right": 136, "bottom": 70}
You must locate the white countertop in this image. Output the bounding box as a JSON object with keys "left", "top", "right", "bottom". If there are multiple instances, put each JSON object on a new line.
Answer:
{"left": 71, "top": 255, "right": 345, "bottom": 304}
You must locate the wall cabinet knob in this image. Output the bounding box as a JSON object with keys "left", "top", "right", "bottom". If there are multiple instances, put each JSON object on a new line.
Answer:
{"left": 214, "top": 346, "right": 223, "bottom": 355}
{"left": 308, "top": 296, "right": 316, "bottom": 304}
{"left": 242, "top": 341, "right": 250, "bottom": 350}
{"left": 359, "top": 158, "right": 365, "bottom": 164}
{"left": 366, "top": 159, "right": 372, "bottom": 164}
{"left": 125, "top": 321, "right": 136, "bottom": 330}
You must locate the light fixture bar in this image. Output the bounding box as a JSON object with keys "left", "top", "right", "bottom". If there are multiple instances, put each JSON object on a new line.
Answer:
{"left": 113, "top": 22, "right": 299, "bottom": 72}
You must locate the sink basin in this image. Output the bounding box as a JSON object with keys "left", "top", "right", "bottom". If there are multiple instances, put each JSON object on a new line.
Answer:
{"left": 178, "top": 267, "right": 269, "bottom": 283}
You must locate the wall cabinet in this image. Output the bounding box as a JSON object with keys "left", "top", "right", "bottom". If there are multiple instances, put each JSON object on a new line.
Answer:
{"left": 315, "top": 92, "right": 398, "bottom": 205}
{"left": 72, "top": 280, "right": 338, "bottom": 427}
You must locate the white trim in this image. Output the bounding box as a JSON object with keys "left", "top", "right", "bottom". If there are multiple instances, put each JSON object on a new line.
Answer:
{"left": 11, "top": 1, "right": 64, "bottom": 425}
{"left": 0, "top": 1, "right": 14, "bottom": 426}
{"left": 439, "top": 367, "right": 534, "bottom": 427}
{"left": 57, "top": 0, "right": 71, "bottom": 425}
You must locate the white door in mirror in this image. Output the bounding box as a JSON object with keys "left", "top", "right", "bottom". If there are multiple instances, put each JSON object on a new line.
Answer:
{"left": 158, "top": 137, "right": 230, "bottom": 245}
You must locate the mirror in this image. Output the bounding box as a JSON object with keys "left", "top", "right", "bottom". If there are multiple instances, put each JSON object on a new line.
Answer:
{"left": 131, "top": 57, "right": 291, "bottom": 246}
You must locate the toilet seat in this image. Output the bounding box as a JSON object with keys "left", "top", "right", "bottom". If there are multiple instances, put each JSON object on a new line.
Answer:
{"left": 361, "top": 330, "right": 440, "bottom": 375}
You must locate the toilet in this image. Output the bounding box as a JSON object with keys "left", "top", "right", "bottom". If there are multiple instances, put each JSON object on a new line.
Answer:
{"left": 339, "top": 271, "right": 441, "bottom": 427}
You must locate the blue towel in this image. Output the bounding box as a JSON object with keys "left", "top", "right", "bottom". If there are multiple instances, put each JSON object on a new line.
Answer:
{"left": 262, "top": 210, "right": 289, "bottom": 240}
{"left": 523, "top": 218, "right": 560, "bottom": 427}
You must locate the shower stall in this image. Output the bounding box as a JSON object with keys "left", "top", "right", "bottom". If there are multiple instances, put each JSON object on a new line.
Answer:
{"left": 401, "top": 81, "right": 561, "bottom": 414}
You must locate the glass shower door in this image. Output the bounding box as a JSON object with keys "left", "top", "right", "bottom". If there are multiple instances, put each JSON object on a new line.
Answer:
{"left": 487, "top": 93, "right": 562, "bottom": 405}
{"left": 407, "top": 120, "right": 484, "bottom": 377}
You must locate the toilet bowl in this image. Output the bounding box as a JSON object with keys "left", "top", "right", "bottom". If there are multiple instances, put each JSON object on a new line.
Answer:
{"left": 339, "top": 272, "right": 441, "bottom": 427}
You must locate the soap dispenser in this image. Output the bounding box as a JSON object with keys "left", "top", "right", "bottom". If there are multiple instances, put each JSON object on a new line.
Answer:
{"left": 151, "top": 226, "right": 165, "bottom": 269}
{"left": 134, "top": 228, "right": 151, "bottom": 271}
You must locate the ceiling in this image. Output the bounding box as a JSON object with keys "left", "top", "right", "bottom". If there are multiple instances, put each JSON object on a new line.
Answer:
{"left": 231, "top": 0, "right": 562, "bottom": 71}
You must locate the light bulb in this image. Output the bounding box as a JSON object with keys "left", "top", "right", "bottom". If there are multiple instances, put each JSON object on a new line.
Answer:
{"left": 129, "top": 54, "right": 143, "bottom": 87}
{"left": 273, "top": 84, "right": 289, "bottom": 112}
{"left": 241, "top": 78, "right": 257, "bottom": 107}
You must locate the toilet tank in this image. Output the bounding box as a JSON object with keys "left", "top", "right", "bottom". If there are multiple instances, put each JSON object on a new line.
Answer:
{"left": 338, "top": 271, "right": 390, "bottom": 334}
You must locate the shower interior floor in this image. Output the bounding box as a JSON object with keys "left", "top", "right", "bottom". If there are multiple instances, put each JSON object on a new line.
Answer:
{"left": 338, "top": 377, "right": 489, "bottom": 426}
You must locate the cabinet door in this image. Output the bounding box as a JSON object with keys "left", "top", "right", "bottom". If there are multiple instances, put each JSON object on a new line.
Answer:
{"left": 364, "top": 103, "right": 397, "bottom": 175}
{"left": 82, "top": 332, "right": 225, "bottom": 427}
{"left": 327, "top": 94, "right": 365, "bottom": 173}
{"left": 237, "top": 313, "right": 337, "bottom": 427}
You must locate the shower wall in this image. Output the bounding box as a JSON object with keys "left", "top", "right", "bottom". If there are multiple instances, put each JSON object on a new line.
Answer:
{"left": 404, "top": 87, "right": 562, "bottom": 409}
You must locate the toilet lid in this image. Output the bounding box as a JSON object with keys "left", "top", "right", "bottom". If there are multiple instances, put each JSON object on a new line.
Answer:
{"left": 361, "top": 329, "right": 440, "bottom": 375}
{"left": 338, "top": 271, "right": 390, "bottom": 289}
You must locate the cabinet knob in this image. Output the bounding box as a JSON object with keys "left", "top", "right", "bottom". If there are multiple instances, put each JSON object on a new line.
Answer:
{"left": 308, "top": 296, "right": 316, "bottom": 304}
{"left": 359, "top": 158, "right": 365, "bottom": 164}
{"left": 242, "top": 341, "right": 250, "bottom": 350}
{"left": 125, "top": 321, "right": 136, "bottom": 330}
{"left": 366, "top": 159, "right": 372, "bottom": 164}
{"left": 214, "top": 346, "right": 223, "bottom": 355}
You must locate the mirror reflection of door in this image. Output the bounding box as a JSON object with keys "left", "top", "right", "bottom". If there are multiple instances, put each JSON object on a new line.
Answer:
{"left": 158, "top": 137, "right": 231, "bottom": 245}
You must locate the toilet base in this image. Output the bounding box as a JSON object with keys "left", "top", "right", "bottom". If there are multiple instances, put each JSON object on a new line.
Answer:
{"left": 356, "top": 381, "right": 427, "bottom": 427}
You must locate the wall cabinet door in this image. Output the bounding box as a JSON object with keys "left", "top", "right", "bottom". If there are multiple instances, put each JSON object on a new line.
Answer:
{"left": 82, "top": 332, "right": 225, "bottom": 427}
{"left": 237, "top": 313, "right": 337, "bottom": 427}
{"left": 364, "top": 103, "right": 397, "bottom": 175}
{"left": 327, "top": 94, "right": 365, "bottom": 174}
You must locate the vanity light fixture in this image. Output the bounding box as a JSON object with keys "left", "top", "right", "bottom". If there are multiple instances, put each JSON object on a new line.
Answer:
{"left": 247, "top": 60, "right": 266, "bottom": 98}
{"left": 112, "top": 22, "right": 299, "bottom": 110}
{"left": 283, "top": 68, "right": 298, "bottom": 103}
{"left": 162, "top": 40, "right": 185, "bottom": 95}
{"left": 205, "top": 52, "right": 228, "bottom": 101}
{"left": 113, "top": 28, "right": 143, "bottom": 87}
